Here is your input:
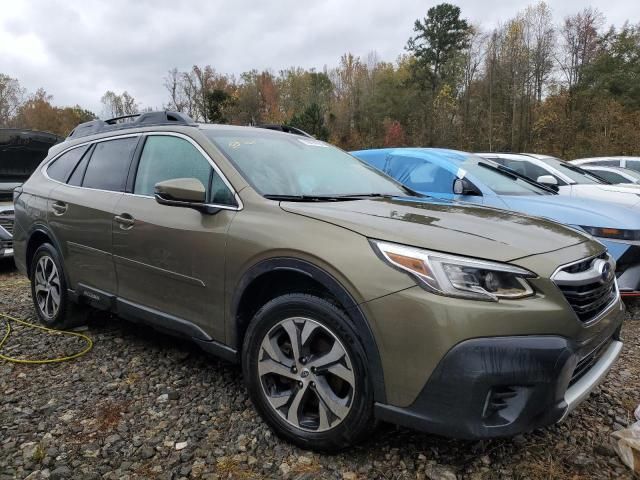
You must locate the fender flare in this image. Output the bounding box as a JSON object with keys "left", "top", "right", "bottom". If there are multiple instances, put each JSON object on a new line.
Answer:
{"left": 231, "top": 257, "right": 387, "bottom": 403}
{"left": 26, "top": 223, "right": 67, "bottom": 281}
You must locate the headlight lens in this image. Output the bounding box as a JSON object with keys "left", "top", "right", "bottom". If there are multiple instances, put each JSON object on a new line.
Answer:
{"left": 371, "top": 240, "right": 536, "bottom": 301}
{"left": 580, "top": 226, "right": 640, "bottom": 242}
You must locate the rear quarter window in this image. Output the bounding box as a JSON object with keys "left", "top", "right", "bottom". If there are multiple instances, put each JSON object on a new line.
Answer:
{"left": 46, "top": 145, "right": 89, "bottom": 183}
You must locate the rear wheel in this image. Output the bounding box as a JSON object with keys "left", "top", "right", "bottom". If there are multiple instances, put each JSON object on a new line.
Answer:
{"left": 30, "top": 243, "right": 84, "bottom": 329}
{"left": 242, "top": 294, "right": 374, "bottom": 451}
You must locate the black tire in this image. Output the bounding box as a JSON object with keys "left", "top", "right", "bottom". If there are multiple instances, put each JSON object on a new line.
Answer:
{"left": 30, "top": 243, "right": 85, "bottom": 329}
{"left": 242, "top": 293, "right": 375, "bottom": 451}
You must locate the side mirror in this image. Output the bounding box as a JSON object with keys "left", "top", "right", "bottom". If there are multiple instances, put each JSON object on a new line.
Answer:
{"left": 453, "top": 178, "right": 482, "bottom": 196}
{"left": 537, "top": 175, "right": 558, "bottom": 186}
{"left": 154, "top": 178, "right": 219, "bottom": 214}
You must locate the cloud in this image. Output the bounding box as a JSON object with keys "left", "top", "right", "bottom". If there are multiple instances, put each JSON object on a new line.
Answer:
{"left": 1, "top": 0, "right": 637, "bottom": 116}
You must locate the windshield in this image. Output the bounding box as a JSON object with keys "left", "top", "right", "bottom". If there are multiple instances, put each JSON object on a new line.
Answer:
{"left": 203, "top": 128, "right": 407, "bottom": 198}
{"left": 461, "top": 158, "right": 551, "bottom": 196}
{"left": 537, "top": 157, "right": 605, "bottom": 184}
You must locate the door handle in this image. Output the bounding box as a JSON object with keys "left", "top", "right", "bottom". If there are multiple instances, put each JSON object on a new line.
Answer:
{"left": 114, "top": 213, "right": 135, "bottom": 229}
{"left": 51, "top": 201, "right": 67, "bottom": 216}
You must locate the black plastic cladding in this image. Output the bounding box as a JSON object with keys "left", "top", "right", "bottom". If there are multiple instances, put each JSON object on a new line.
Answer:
{"left": 66, "top": 111, "right": 197, "bottom": 140}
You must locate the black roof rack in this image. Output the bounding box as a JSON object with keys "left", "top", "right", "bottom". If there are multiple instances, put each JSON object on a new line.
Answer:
{"left": 255, "top": 124, "right": 314, "bottom": 138}
{"left": 66, "top": 111, "right": 197, "bottom": 140}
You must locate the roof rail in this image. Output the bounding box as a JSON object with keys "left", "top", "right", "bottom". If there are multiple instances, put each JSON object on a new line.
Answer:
{"left": 66, "top": 111, "right": 197, "bottom": 140}
{"left": 255, "top": 124, "right": 314, "bottom": 138}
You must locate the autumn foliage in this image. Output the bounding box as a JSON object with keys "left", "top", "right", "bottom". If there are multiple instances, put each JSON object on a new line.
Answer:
{"left": 1, "top": 3, "right": 639, "bottom": 159}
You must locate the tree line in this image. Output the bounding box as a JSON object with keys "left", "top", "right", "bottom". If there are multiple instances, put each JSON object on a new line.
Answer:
{"left": 1, "top": 2, "right": 639, "bottom": 159}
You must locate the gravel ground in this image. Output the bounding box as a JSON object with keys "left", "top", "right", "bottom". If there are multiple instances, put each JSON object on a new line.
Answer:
{"left": 0, "top": 259, "right": 639, "bottom": 480}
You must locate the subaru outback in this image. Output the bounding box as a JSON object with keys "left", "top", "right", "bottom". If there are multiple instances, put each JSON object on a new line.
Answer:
{"left": 13, "top": 112, "right": 624, "bottom": 450}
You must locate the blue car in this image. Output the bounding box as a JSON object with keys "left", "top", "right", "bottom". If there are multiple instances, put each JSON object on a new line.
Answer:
{"left": 352, "top": 148, "right": 640, "bottom": 297}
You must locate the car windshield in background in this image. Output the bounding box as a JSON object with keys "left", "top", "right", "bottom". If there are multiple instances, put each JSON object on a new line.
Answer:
{"left": 203, "top": 128, "right": 407, "bottom": 198}
{"left": 538, "top": 157, "right": 604, "bottom": 185}
{"left": 461, "top": 158, "right": 550, "bottom": 196}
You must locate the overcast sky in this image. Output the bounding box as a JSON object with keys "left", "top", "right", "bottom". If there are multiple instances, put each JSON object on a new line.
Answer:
{"left": 1, "top": 0, "right": 637, "bottom": 117}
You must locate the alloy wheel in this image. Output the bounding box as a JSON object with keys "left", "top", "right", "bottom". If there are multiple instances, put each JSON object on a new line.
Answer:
{"left": 34, "top": 255, "right": 61, "bottom": 319}
{"left": 258, "top": 317, "right": 356, "bottom": 432}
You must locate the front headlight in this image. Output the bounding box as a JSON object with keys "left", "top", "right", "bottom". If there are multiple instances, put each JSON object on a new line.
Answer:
{"left": 580, "top": 226, "right": 640, "bottom": 243}
{"left": 371, "top": 240, "right": 536, "bottom": 301}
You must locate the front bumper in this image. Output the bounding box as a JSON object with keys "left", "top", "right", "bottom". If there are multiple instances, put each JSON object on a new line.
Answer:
{"left": 0, "top": 222, "right": 13, "bottom": 259}
{"left": 374, "top": 323, "right": 623, "bottom": 439}
{"left": 600, "top": 241, "right": 640, "bottom": 296}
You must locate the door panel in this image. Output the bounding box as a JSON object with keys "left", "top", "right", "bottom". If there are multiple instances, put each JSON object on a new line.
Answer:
{"left": 112, "top": 133, "right": 239, "bottom": 342}
{"left": 112, "top": 195, "right": 235, "bottom": 341}
{"left": 48, "top": 184, "right": 122, "bottom": 292}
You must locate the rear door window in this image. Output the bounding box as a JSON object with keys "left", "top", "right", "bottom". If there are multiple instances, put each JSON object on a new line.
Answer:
{"left": 593, "top": 170, "right": 627, "bottom": 184}
{"left": 47, "top": 145, "right": 89, "bottom": 183}
{"left": 588, "top": 160, "right": 620, "bottom": 167}
{"left": 623, "top": 160, "right": 640, "bottom": 172}
{"left": 82, "top": 137, "right": 138, "bottom": 191}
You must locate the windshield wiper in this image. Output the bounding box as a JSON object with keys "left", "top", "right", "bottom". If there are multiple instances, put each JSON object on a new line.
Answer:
{"left": 263, "top": 194, "right": 356, "bottom": 202}
{"left": 478, "top": 162, "right": 558, "bottom": 194}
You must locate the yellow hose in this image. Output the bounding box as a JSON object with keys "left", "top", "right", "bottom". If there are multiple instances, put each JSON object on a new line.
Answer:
{"left": 0, "top": 313, "right": 93, "bottom": 364}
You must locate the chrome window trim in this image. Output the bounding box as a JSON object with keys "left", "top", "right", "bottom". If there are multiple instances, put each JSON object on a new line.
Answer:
{"left": 40, "top": 131, "right": 243, "bottom": 211}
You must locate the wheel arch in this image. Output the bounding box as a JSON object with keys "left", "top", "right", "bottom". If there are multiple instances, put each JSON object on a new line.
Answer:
{"left": 25, "top": 224, "right": 66, "bottom": 281}
{"left": 231, "top": 257, "right": 386, "bottom": 403}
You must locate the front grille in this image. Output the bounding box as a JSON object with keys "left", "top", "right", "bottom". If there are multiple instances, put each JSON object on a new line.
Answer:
{"left": 569, "top": 337, "right": 613, "bottom": 386}
{"left": 0, "top": 218, "right": 14, "bottom": 235}
{"left": 564, "top": 252, "right": 607, "bottom": 274}
{"left": 553, "top": 253, "right": 617, "bottom": 323}
{"left": 0, "top": 239, "right": 12, "bottom": 250}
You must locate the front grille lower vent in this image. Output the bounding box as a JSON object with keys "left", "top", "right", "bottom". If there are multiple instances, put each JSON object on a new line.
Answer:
{"left": 552, "top": 253, "right": 617, "bottom": 323}
{"left": 569, "top": 338, "right": 613, "bottom": 387}
{"left": 0, "top": 218, "right": 14, "bottom": 235}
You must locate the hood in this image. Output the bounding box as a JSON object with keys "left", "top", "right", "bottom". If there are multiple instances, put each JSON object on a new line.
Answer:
{"left": 565, "top": 184, "right": 640, "bottom": 208}
{"left": 281, "top": 197, "right": 589, "bottom": 262}
{"left": 501, "top": 195, "right": 640, "bottom": 229}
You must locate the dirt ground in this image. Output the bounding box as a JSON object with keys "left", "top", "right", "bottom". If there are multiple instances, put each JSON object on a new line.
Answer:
{"left": 0, "top": 259, "right": 638, "bottom": 480}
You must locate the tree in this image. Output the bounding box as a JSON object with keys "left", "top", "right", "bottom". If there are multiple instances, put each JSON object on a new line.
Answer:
{"left": 406, "top": 3, "right": 471, "bottom": 145}
{"left": 0, "top": 74, "right": 24, "bottom": 126}
{"left": 100, "top": 90, "right": 138, "bottom": 118}
{"left": 383, "top": 120, "right": 407, "bottom": 146}
{"left": 407, "top": 3, "right": 471, "bottom": 94}
{"left": 558, "top": 8, "right": 604, "bottom": 90}
{"left": 12, "top": 89, "right": 96, "bottom": 136}
{"left": 205, "top": 89, "right": 233, "bottom": 123}
{"left": 583, "top": 24, "right": 640, "bottom": 108}
{"left": 288, "top": 103, "right": 329, "bottom": 140}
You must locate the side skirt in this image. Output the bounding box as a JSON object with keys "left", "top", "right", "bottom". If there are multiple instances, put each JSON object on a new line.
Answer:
{"left": 70, "top": 285, "right": 239, "bottom": 363}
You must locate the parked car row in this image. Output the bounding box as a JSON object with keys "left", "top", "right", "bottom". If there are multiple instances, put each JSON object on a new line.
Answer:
{"left": 353, "top": 149, "right": 640, "bottom": 298}
{"left": 11, "top": 112, "right": 630, "bottom": 450}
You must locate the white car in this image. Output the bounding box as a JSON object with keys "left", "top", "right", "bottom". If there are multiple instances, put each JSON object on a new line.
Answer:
{"left": 476, "top": 153, "right": 640, "bottom": 209}
{"left": 572, "top": 156, "right": 640, "bottom": 174}
{"left": 582, "top": 165, "right": 640, "bottom": 185}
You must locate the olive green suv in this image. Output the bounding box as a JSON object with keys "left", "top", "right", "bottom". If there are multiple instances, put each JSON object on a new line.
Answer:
{"left": 13, "top": 112, "right": 624, "bottom": 450}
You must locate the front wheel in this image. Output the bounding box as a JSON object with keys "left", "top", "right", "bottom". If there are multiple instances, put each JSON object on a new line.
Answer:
{"left": 30, "top": 243, "right": 83, "bottom": 329}
{"left": 242, "top": 294, "right": 374, "bottom": 451}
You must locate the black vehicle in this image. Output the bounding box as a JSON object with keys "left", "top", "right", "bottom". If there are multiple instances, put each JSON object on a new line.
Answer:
{"left": 0, "top": 129, "right": 61, "bottom": 258}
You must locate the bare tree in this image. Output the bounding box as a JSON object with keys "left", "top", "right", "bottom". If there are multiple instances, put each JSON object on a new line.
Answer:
{"left": 0, "top": 74, "right": 25, "bottom": 126}
{"left": 524, "top": 2, "right": 555, "bottom": 102}
{"left": 558, "top": 7, "right": 604, "bottom": 90}
{"left": 164, "top": 68, "right": 186, "bottom": 112}
{"left": 100, "top": 90, "right": 139, "bottom": 118}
